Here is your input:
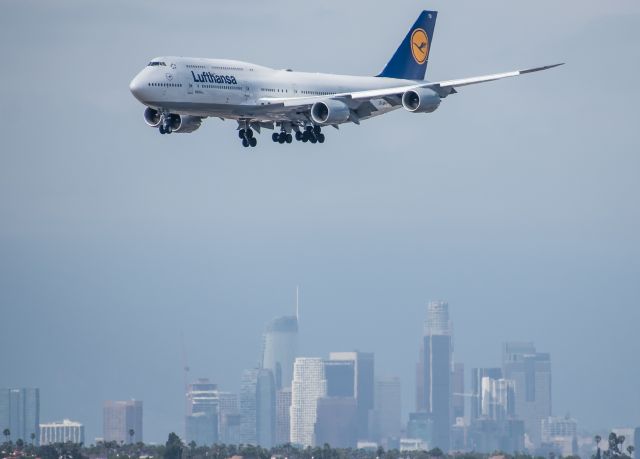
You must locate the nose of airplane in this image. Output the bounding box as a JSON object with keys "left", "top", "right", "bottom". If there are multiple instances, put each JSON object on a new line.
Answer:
{"left": 129, "top": 73, "right": 146, "bottom": 101}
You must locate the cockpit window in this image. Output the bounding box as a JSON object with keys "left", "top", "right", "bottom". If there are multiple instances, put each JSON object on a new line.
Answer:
{"left": 147, "top": 61, "right": 166, "bottom": 66}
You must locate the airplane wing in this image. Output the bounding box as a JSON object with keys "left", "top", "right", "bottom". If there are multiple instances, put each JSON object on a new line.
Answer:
{"left": 256, "top": 63, "right": 563, "bottom": 122}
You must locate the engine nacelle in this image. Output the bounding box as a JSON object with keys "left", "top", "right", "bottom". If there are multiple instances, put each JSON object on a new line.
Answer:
{"left": 167, "top": 114, "right": 203, "bottom": 133}
{"left": 144, "top": 107, "right": 161, "bottom": 127}
{"left": 402, "top": 88, "right": 441, "bottom": 113}
{"left": 310, "top": 100, "right": 350, "bottom": 125}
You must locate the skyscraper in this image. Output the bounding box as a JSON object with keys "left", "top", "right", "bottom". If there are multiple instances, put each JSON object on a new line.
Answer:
{"left": 314, "top": 397, "right": 358, "bottom": 448}
{"left": 218, "top": 392, "right": 240, "bottom": 444}
{"left": 262, "top": 315, "right": 298, "bottom": 390}
{"left": 453, "top": 364, "right": 465, "bottom": 421}
{"left": 417, "top": 301, "right": 453, "bottom": 452}
{"left": 103, "top": 400, "right": 143, "bottom": 444}
{"left": 240, "top": 368, "right": 275, "bottom": 447}
{"left": 324, "top": 360, "right": 355, "bottom": 397}
{"left": 275, "top": 388, "right": 292, "bottom": 445}
{"left": 40, "top": 420, "right": 84, "bottom": 445}
{"left": 502, "top": 342, "right": 552, "bottom": 448}
{"left": 471, "top": 368, "right": 503, "bottom": 421}
{"left": 328, "top": 352, "right": 374, "bottom": 441}
{"left": 0, "top": 388, "right": 40, "bottom": 445}
{"left": 480, "top": 377, "right": 515, "bottom": 421}
{"left": 290, "top": 357, "right": 327, "bottom": 447}
{"left": 185, "top": 379, "right": 218, "bottom": 446}
{"left": 373, "top": 377, "right": 402, "bottom": 443}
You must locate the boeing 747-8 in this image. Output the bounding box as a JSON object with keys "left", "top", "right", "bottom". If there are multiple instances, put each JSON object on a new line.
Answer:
{"left": 129, "top": 10, "right": 562, "bottom": 147}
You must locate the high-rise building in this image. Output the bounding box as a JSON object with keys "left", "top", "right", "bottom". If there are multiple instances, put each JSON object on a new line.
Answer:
{"left": 40, "top": 420, "right": 84, "bottom": 445}
{"left": 0, "top": 388, "right": 40, "bottom": 445}
{"left": 314, "top": 397, "right": 357, "bottom": 448}
{"left": 471, "top": 368, "right": 503, "bottom": 421}
{"left": 417, "top": 301, "right": 453, "bottom": 452}
{"left": 217, "top": 392, "right": 239, "bottom": 444}
{"left": 480, "top": 378, "right": 515, "bottom": 421}
{"left": 185, "top": 379, "right": 218, "bottom": 446}
{"left": 373, "top": 377, "right": 402, "bottom": 443}
{"left": 541, "top": 416, "right": 577, "bottom": 457}
{"left": 290, "top": 357, "right": 327, "bottom": 447}
{"left": 240, "top": 368, "right": 275, "bottom": 447}
{"left": 502, "top": 342, "right": 552, "bottom": 448}
{"left": 324, "top": 360, "right": 355, "bottom": 397}
{"left": 328, "top": 352, "right": 374, "bottom": 440}
{"left": 468, "top": 418, "right": 525, "bottom": 453}
{"left": 275, "top": 388, "right": 292, "bottom": 445}
{"left": 453, "top": 364, "right": 465, "bottom": 421}
{"left": 103, "top": 400, "right": 143, "bottom": 444}
{"left": 262, "top": 315, "right": 298, "bottom": 390}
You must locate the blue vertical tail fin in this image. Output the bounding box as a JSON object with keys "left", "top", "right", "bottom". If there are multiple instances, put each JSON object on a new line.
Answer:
{"left": 377, "top": 10, "right": 437, "bottom": 80}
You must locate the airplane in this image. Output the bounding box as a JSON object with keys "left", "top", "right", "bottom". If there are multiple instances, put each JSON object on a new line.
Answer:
{"left": 129, "top": 10, "right": 562, "bottom": 148}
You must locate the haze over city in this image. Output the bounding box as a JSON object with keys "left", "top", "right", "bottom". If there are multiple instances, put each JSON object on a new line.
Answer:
{"left": 1, "top": 0, "right": 639, "bottom": 453}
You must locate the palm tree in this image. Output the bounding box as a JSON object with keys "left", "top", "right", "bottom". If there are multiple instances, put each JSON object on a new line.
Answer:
{"left": 129, "top": 429, "right": 135, "bottom": 444}
{"left": 30, "top": 433, "right": 36, "bottom": 445}
{"left": 2, "top": 428, "right": 10, "bottom": 443}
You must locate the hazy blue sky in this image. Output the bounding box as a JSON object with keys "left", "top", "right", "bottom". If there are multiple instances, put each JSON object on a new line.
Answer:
{"left": 1, "top": 0, "right": 639, "bottom": 444}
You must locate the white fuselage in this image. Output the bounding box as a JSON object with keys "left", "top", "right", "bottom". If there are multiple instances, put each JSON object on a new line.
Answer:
{"left": 129, "top": 56, "right": 420, "bottom": 123}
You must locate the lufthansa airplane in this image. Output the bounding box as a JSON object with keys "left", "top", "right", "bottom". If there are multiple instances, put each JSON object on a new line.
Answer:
{"left": 129, "top": 11, "right": 562, "bottom": 147}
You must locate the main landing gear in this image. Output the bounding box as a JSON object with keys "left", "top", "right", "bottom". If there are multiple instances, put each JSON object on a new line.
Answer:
{"left": 238, "top": 128, "right": 257, "bottom": 148}
{"left": 272, "top": 131, "right": 293, "bottom": 144}
{"left": 298, "top": 125, "right": 325, "bottom": 144}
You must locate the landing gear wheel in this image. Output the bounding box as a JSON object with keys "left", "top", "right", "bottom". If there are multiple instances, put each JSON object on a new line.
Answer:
{"left": 317, "top": 133, "right": 325, "bottom": 143}
{"left": 165, "top": 127, "right": 172, "bottom": 134}
{"left": 242, "top": 138, "right": 250, "bottom": 148}
{"left": 249, "top": 137, "right": 257, "bottom": 147}
{"left": 313, "top": 125, "right": 321, "bottom": 135}
{"left": 239, "top": 129, "right": 246, "bottom": 139}
{"left": 295, "top": 131, "right": 302, "bottom": 141}
{"left": 286, "top": 133, "right": 293, "bottom": 143}
{"left": 272, "top": 133, "right": 279, "bottom": 142}
{"left": 310, "top": 136, "right": 317, "bottom": 144}
{"left": 278, "top": 134, "right": 286, "bottom": 144}
{"left": 246, "top": 129, "right": 254, "bottom": 139}
{"left": 159, "top": 125, "right": 165, "bottom": 134}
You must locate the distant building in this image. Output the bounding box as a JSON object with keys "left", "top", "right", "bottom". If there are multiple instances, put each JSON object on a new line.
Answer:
{"left": 324, "top": 360, "right": 355, "bottom": 397}
{"left": 103, "top": 400, "right": 142, "bottom": 444}
{"left": 0, "top": 388, "right": 40, "bottom": 445}
{"left": 417, "top": 301, "right": 453, "bottom": 451}
{"left": 314, "top": 397, "right": 357, "bottom": 447}
{"left": 453, "top": 364, "right": 465, "bottom": 421}
{"left": 185, "top": 379, "right": 218, "bottom": 446}
{"left": 40, "top": 419, "right": 84, "bottom": 445}
{"left": 290, "top": 357, "right": 327, "bottom": 447}
{"left": 407, "top": 412, "right": 434, "bottom": 445}
{"left": 373, "top": 377, "right": 402, "bottom": 444}
{"left": 480, "top": 377, "right": 515, "bottom": 421}
{"left": 328, "top": 351, "right": 374, "bottom": 441}
{"left": 468, "top": 419, "right": 525, "bottom": 453}
{"left": 540, "top": 416, "right": 578, "bottom": 457}
{"left": 471, "top": 368, "right": 503, "bottom": 421}
{"left": 217, "top": 391, "right": 239, "bottom": 443}
{"left": 262, "top": 315, "right": 298, "bottom": 390}
{"left": 400, "top": 438, "right": 429, "bottom": 452}
{"left": 275, "top": 388, "right": 292, "bottom": 445}
{"left": 502, "top": 342, "right": 552, "bottom": 448}
{"left": 240, "top": 368, "right": 275, "bottom": 447}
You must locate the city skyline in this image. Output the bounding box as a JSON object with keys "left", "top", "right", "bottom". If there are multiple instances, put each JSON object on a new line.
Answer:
{"left": 5, "top": 298, "right": 634, "bottom": 453}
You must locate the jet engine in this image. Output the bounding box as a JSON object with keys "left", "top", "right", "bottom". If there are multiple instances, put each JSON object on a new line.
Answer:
{"left": 310, "top": 100, "right": 350, "bottom": 125}
{"left": 144, "top": 107, "right": 162, "bottom": 127}
{"left": 401, "top": 88, "right": 441, "bottom": 113}
{"left": 166, "top": 114, "right": 203, "bottom": 133}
